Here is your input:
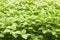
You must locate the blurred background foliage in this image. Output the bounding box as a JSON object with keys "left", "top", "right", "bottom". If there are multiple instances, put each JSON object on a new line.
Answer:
{"left": 0, "top": 0, "right": 60, "bottom": 40}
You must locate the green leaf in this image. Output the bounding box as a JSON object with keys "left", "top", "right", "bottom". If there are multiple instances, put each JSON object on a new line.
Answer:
{"left": 0, "top": 33, "right": 4, "bottom": 37}
{"left": 12, "top": 33, "right": 18, "bottom": 38}
{"left": 22, "top": 34, "right": 30, "bottom": 39}
{"left": 12, "top": 32, "right": 18, "bottom": 38}
{"left": 21, "top": 29, "right": 26, "bottom": 34}
{"left": 4, "top": 29, "right": 11, "bottom": 33}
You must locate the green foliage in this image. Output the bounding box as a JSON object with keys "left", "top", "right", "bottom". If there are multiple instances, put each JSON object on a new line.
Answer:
{"left": 0, "top": 0, "right": 60, "bottom": 40}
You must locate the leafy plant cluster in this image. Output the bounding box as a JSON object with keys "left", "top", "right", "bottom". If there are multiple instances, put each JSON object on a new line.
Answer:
{"left": 0, "top": 0, "right": 60, "bottom": 40}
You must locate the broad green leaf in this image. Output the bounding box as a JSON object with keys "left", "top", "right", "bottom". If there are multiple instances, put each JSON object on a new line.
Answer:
{"left": 21, "top": 29, "right": 26, "bottom": 34}
{"left": 22, "top": 34, "right": 30, "bottom": 39}
{"left": 0, "top": 33, "right": 4, "bottom": 37}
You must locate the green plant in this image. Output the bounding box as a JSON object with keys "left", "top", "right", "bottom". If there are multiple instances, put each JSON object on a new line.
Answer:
{"left": 0, "top": 0, "right": 60, "bottom": 40}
